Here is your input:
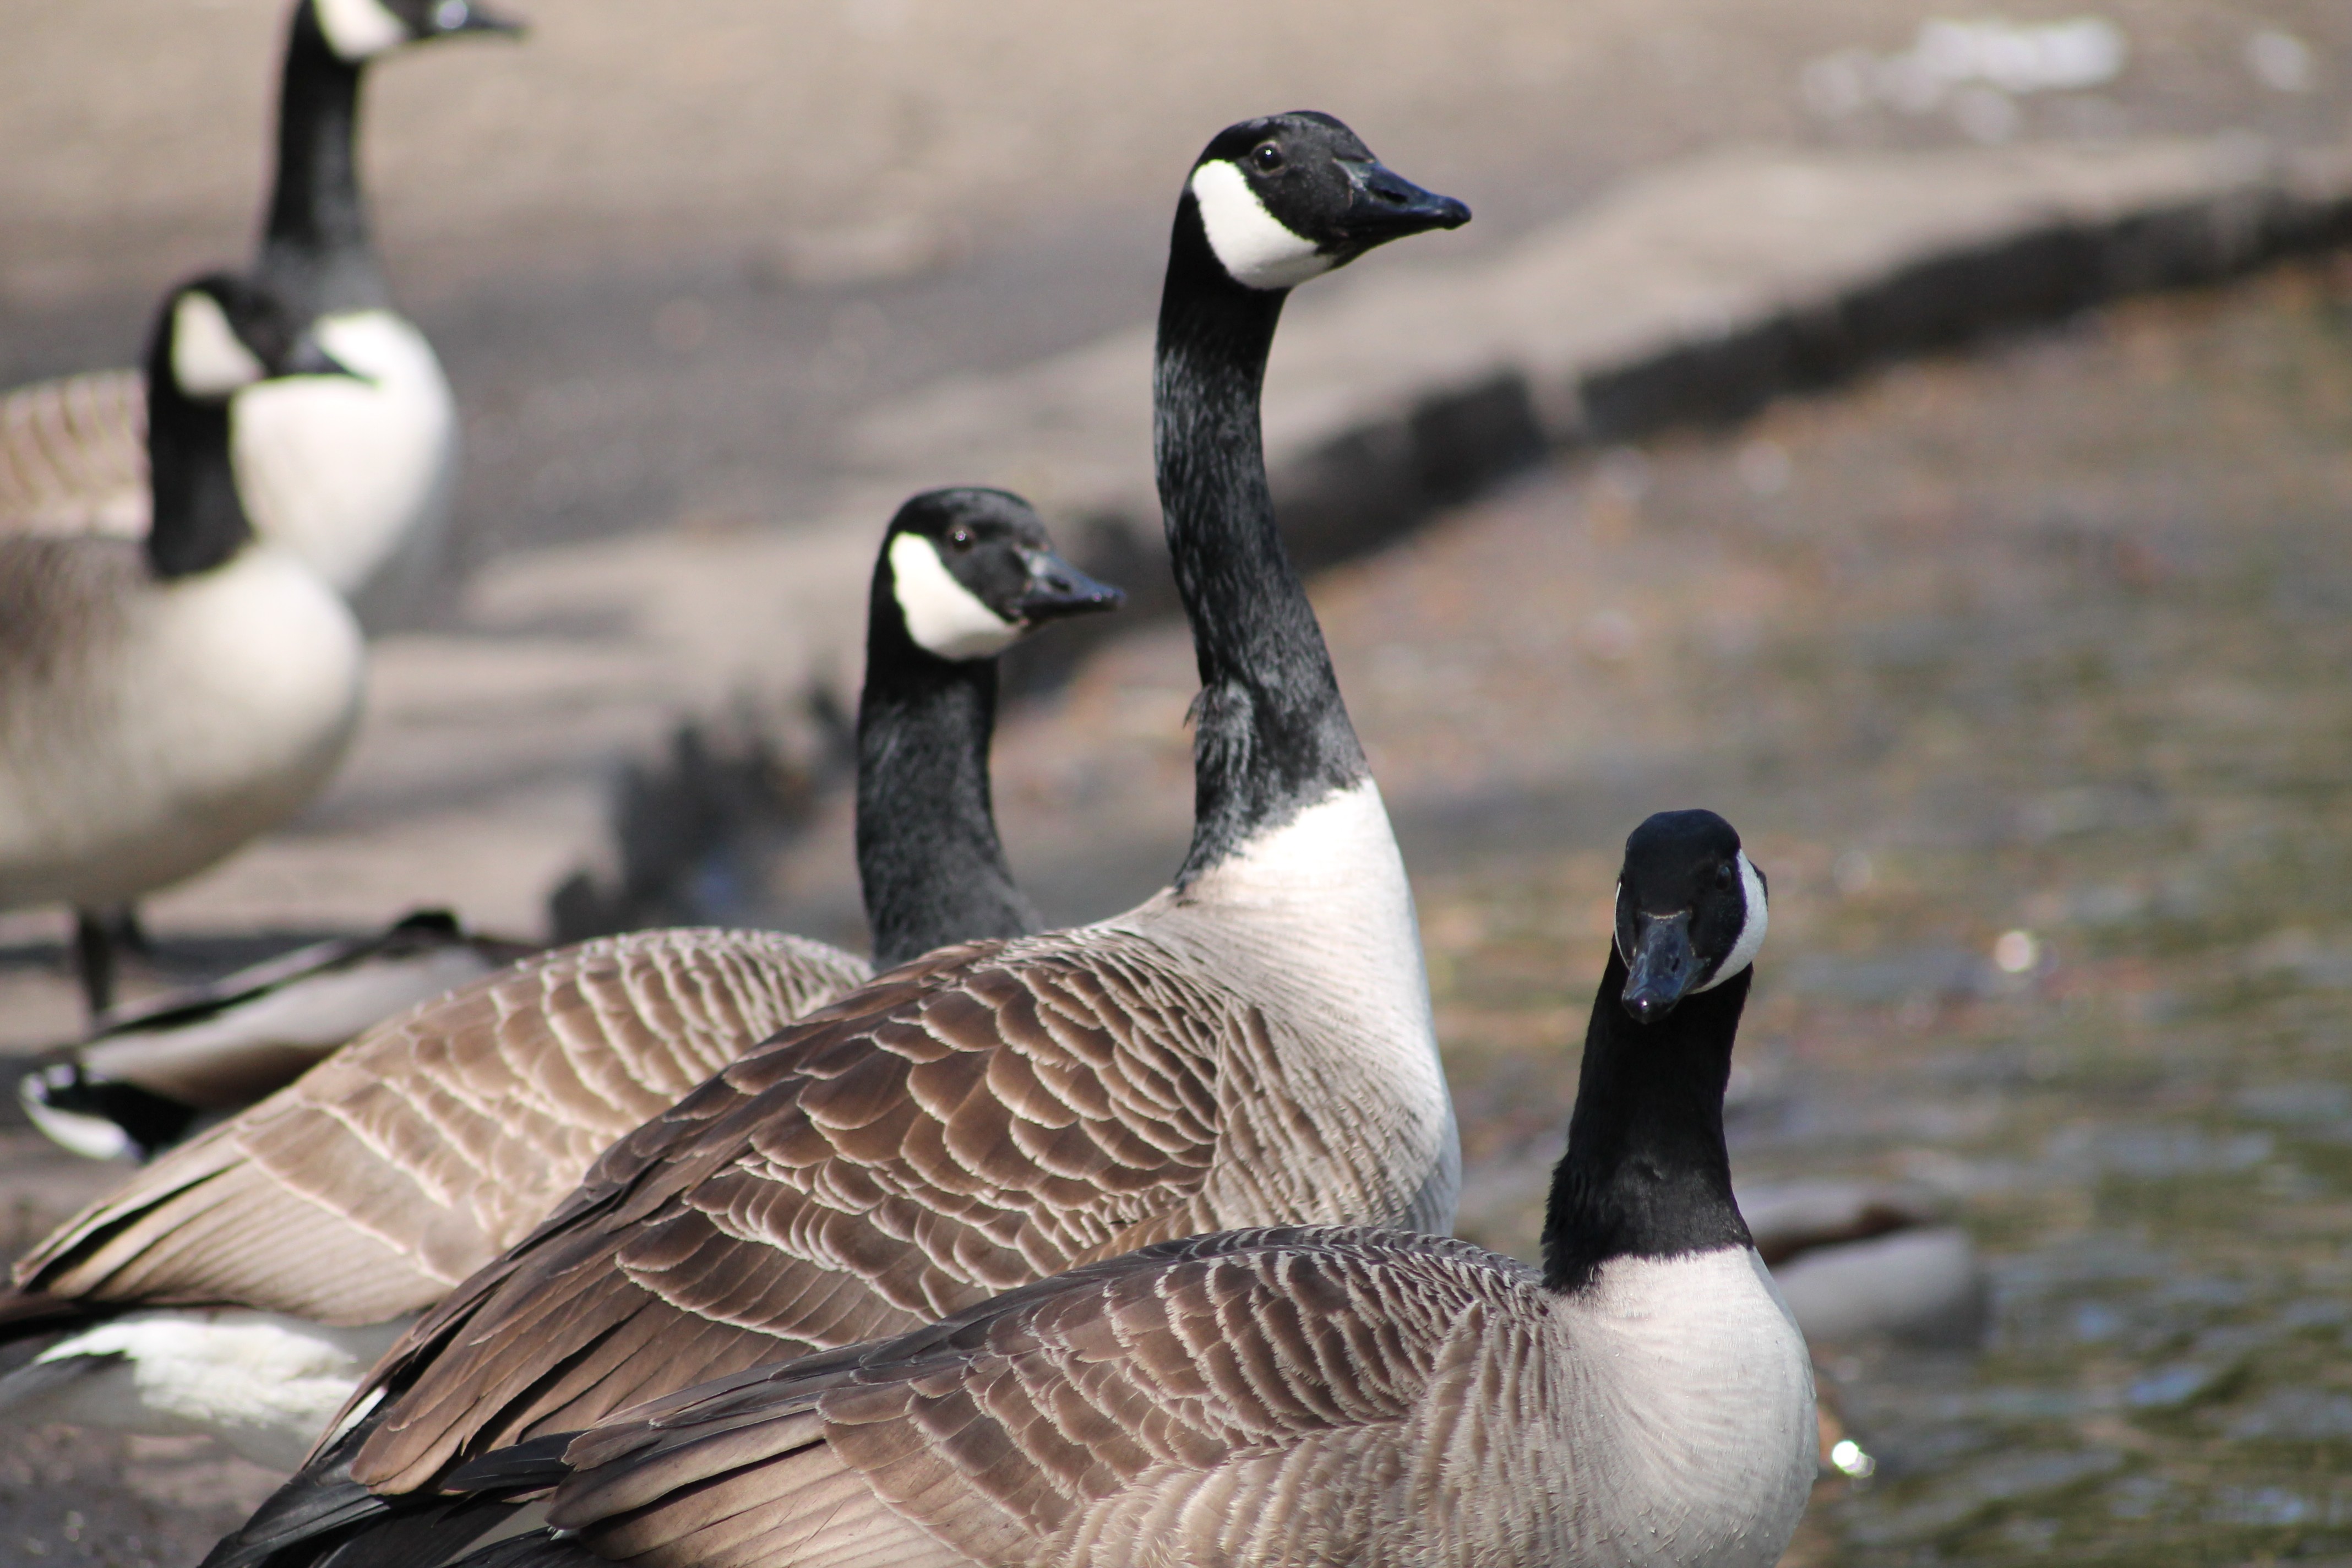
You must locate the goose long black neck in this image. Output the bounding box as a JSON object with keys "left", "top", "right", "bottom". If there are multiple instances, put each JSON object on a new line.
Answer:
{"left": 855, "top": 585, "right": 1036, "bottom": 970}
{"left": 142, "top": 361, "right": 253, "bottom": 584}
{"left": 1541, "top": 952, "right": 1754, "bottom": 1292}
{"left": 258, "top": 7, "right": 388, "bottom": 316}
{"left": 1157, "top": 197, "right": 1368, "bottom": 883}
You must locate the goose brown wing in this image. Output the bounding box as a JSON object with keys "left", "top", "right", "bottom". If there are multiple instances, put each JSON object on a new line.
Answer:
{"left": 0, "top": 371, "right": 147, "bottom": 537}
{"left": 531, "top": 1227, "right": 1521, "bottom": 1568}
{"left": 353, "top": 933, "right": 1237, "bottom": 1493}
{"left": 11, "top": 930, "right": 868, "bottom": 1327}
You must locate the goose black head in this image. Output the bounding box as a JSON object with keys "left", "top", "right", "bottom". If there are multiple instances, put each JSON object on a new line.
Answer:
{"left": 154, "top": 273, "right": 352, "bottom": 407}
{"left": 146, "top": 273, "right": 356, "bottom": 579}
{"left": 878, "top": 488, "right": 1124, "bottom": 662}
{"left": 1613, "top": 809, "right": 1770, "bottom": 1024}
{"left": 311, "top": 0, "right": 524, "bottom": 62}
{"left": 1184, "top": 111, "right": 1470, "bottom": 292}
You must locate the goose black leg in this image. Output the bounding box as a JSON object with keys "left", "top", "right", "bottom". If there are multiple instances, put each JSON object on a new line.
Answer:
{"left": 72, "top": 909, "right": 118, "bottom": 1017}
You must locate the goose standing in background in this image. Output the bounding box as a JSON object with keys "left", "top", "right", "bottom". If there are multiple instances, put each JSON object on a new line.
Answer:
{"left": 0, "top": 0, "right": 519, "bottom": 625}
{"left": 0, "top": 0, "right": 520, "bottom": 1009}
{"left": 198, "top": 111, "right": 1470, "bottom": 1568}
{"left": 19, "top": 911, "right": 538, "bottom": 1163}
{"left": 443, "top": 811, "right": 1813, "bottom": 1568}
{"left": 0, "top": 275, "right": 366, "bottom": 1017}
{"left": 0, "top": 488, "right": 1122, "bottom": 1472}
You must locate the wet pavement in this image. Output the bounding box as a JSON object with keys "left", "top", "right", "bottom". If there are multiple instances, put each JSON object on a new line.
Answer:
{"left": 7, "top": 258, "right": 2352, "bottom": 1561}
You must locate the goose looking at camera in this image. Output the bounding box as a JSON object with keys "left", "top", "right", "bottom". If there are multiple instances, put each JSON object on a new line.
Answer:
{"left": 0, "top": 488, "right": 1121, "bottom": 1473}
{"left": 0, "top": 0, "right": 519, "bottom": 632}
{"left": 198, "top": 111, "right": 1470, "bottom": 1567}
{"left": 0, "top": 275, "right": 367, "bottom": 1017}
{"left": 438, "top": 812, "right": 1815, "bottom": 1568}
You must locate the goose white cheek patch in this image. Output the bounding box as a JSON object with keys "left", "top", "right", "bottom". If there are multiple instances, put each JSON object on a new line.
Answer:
{"left": 1695, "top": 851, "right": 1770, "bottom": 992}
{"left": 1190, "top": 161, "right": 1334, "bottom": 291}
{"left": 315, "top": 0, "right": 410, "bottom": 59}
{"left": 889, "top": 533, "right": 1022, "bottom": 660}
{"left": 171, "top": 293, "right": 266, "bottom": 400}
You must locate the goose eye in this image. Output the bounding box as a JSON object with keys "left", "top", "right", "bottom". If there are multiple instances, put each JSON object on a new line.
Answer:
{"left": 947, "top": 526, "right": 976, "bottom": 551}
{"left": 1716, "top": 862, "right": 1735, "bottom": 889}
{"left": 1250, "top": 142, "right": 1285, "bottom": 173}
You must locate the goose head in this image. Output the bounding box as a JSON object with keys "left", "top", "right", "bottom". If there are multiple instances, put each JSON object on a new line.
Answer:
{"left": 1183, "top": 111, "right": 1470, "bottom": 293}
{"left": 156, "top": 274, "right": 353, "bottom": 408}
{"left": 311, "top": 0, "right": 524, "bottom": 63}
{"left": 147, "top": 273, "right": 358, "bottom": 578}
{"left": 1613, "top": 809, "right": 1770, "bottom": 1023}
{"left": 879, "top": 488, "right": 1124, "bottom": 662}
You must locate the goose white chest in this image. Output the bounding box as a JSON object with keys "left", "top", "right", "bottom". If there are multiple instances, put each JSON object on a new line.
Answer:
{"left": 1536, "top": 1248, "right": 1818, "bottom": 1567}
{"left": 231, "top": 308, "right": 456, "bottom": 623}
{"left": 1134, "top": 780, "right": 1461, "bottom": 1235}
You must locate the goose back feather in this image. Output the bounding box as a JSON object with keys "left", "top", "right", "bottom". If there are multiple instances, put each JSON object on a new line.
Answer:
{"left": 335, "top": 899, "right": 1463, "bottom": 1493}
{"left": 0, "top": 369, "right": 146, "bottom": 537}
{"left": 14, "top": 929, "right": 870, "bottom": 1326}
{"left": 460, "top": 1228, "right": 1810, "bottom": 1568}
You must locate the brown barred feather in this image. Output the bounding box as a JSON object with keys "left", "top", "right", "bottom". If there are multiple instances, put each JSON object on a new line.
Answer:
{"left": 0, "top": 371, "right": 148, "bottom": 537}
{"left": 10, "top": 930, "right": 869, "bottom": 1327}
{"left": 538, "top": 1229, "right": 1531, "bottom": 1568}
{"left": 353, "top": 932, "right": 1251, "bottom": 1491}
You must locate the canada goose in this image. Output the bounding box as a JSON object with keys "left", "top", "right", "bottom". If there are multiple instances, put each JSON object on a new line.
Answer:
{"left": 18, "top": 910, "right": 538, "bottom": 1163}
{"left": 1, "top": 0, "right": 518, "bottom": 1014}
{"left": 0, "top": 274, "right": 367, "bottom": 1014}
{"left": 197, "top": 112, "right": 1469, "bottom": 1568}
{"left": 0, "top": 0, "right": 519, "bottom": 629}
{"left": 424, "top": 811, "right": 1815, "bottom": 1568}
{"left": 0, "top": 488, "right": 1121, "bottom": 1471}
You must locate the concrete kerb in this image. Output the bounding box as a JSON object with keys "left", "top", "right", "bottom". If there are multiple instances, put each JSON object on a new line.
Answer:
{"left": 1003, "top": 135, "right": 2352, "bottom": 658}
{"left": 198, "top": 133, "right": 2352, "bottom": 937}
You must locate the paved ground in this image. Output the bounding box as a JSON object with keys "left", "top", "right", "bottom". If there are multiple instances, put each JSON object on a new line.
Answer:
{"left": 7, "top": 4, "right": 2352, "bottom": 1561}
{"left": 7, "top": 1, "right": 2351, "bottom": 559}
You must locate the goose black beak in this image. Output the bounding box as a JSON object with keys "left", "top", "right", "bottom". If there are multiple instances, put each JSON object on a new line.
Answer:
{"left": 1622, "top": 912, "right": 1699, "bottom": 1023}
{"left": 433, "top": 0, "right": 527, "bottom": 36}
{"left": 1333, "top": 160, "right": 1471, "bottom": 247}
{"left": 1014, "top": 549, "right": 1125, "bottom": 624}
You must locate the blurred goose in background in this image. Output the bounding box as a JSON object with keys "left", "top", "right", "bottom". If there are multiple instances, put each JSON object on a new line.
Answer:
{"left": 0, "top": 274, "right": 366, "bottom": 1018}
{"left": 1743, "top": 1179, "right": 1989, "bottom": 1349}
{"left": 195, "top": 110, "right": 1472, "bottom": 1568}
{"left": 0, "top": 488, "right": 1121, "bottom": 1472}
{"left": 0, "top": 0, "right": 519, "bottom": 1014}
{"left": 0, "top": 0, "right": 520, "bottom": 631}
{"left": 17, "top": 910, "right": 537, "bottom": 1163}
{"left": 435, "top": 811, "right": 1812, "bottom": 1568}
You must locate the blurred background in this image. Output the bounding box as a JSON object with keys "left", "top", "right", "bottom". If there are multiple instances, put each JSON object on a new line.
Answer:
{"left": 6, "top": 3, "right": 2352, "bottom": 1564}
